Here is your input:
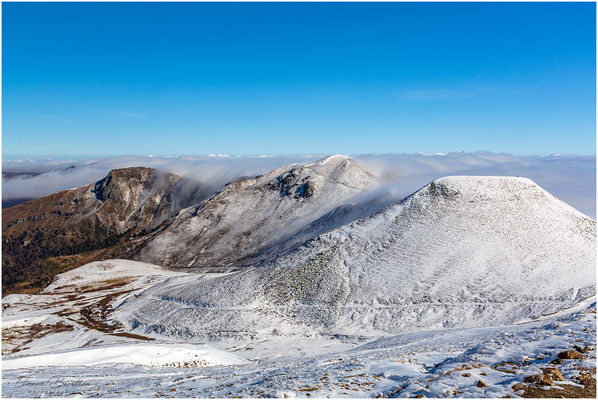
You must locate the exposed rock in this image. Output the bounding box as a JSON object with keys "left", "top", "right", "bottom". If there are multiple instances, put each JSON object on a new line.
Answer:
{"left": 512, "top": 382, "right": 527, "bottom": 391}
{"left": 557, "top": 350, "right": 584, "bottom": 360}
{"left": 462, "top": 373, "right": 471, "bottom": 377}
{"left": 477, "top": 380, "right": 488, "bottom": 388}
{"left": 2, "top": 167, "right": 203, "bottom": 294}
{"left": 524, "top": 374, "right": 555, "bottom": 386}
{"left": 541, "top": 367, "right": 564, "bottom": 381}
{"left": 573, "top": 345, "right": 592, "bottom": 353}
{"left": 577, "top": 370, "right": 596, "bottom": 387}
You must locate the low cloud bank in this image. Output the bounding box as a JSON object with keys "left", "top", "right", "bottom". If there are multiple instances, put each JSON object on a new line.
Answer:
{"left": 355, "top": 152, "right": 596, "bottom": 217}
{"left": 2, "top": 152, "right": 595, "bottom": 217}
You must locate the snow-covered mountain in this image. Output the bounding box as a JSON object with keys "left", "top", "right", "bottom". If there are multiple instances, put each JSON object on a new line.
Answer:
{"left": 136, "top": 155, "right": 378, "bottom": 270}
{"left": 117, "top": 176, "right": 596, "bottom": 339}
{"left": 3, "top": 173, "right": 596, "bottom": 398}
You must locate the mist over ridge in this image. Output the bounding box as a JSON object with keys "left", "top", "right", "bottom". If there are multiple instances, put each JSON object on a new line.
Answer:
{"left": 3, "top": 151, "right": 595, "bottom": 217}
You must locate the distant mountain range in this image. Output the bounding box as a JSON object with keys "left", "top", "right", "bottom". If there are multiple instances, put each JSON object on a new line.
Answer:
{"left": 2, "top": 156, "right": 595, "bottom": 332}
{"left": 2, "top": 155, "right": 596, "bottom": 397}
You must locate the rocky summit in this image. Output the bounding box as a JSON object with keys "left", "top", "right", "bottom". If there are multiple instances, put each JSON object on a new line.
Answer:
{"left": 2, "top": 167, "right": 203, "bottom": 293}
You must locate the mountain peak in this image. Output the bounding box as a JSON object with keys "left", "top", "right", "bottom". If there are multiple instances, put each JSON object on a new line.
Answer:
{"left": 313, "top": 154, "right": 352, "bottom": 165}
{"left": 435, "top": 175, "right": 532, "bottom": 183}
{"left": 136, "top": 156, "right": 377, "bottom": 269}
{"left": 106, "top": 166, "right": 156, "bottom": 179}
{"left": 304, "top": 154, "right": 354, "bottom": 170}
{"left": 92, "top": 167, "right": 163, "bottom": 202}
{"left": 417, "top": 175, "right": 551, "bottom": 203}
{"left": 2, "top": 166, "right": 204, "bottom": 293}
{"left": 394, "top": 175, "right": 594, "bottom": 220}
{"left": 431, "top": 175, "right": 536, "bottom": 189}
{"left": 300, "top": 154, "right": 373, "bottom": 190}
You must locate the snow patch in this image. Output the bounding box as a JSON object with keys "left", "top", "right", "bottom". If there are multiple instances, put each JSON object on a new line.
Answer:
{"left": 2, "top": 343, "right": 248, "bottom": 369}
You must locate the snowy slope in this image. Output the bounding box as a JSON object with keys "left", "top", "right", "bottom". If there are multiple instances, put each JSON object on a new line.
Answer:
{"left": 136, "top": 155, "right": 377, "bottom": 269}
{"left": 42, "top": 259, "right": 187, "bottom": 293}
{"left": 2, "top": 175, "right": 596, "bottom": 398}
{"left": 3, "top": 299, "right": 595, "bottom": 398}
{"left": 117, "top": 176, "right": 596, "bottom": 339}
{"left": 2, "top": 260, "right": 190, "bottom": 358}
{"left": 3, "top": 343, "right": 246, "bottom": 369}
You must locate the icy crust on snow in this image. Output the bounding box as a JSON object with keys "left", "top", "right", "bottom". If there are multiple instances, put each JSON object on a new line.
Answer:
{"left": 2, "top": 343, "right": 247, "bottom": 369}
{"left": 116, "top": 176, "right": 596, "bottom": 339}
{"left": 136, "top": 155, "right": 376, "bottom": 269}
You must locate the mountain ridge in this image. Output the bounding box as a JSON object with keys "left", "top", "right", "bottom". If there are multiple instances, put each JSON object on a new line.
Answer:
{"left": 1, "top": 166, "right": 204, "bottom": 293}
{"left": 135, "top": 154, "right": 379, "bottom": 270}
{"left": 115, "top": 175, "right": 596, "bottom": 340}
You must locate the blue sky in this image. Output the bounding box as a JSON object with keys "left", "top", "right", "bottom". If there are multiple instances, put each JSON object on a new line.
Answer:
{"left": 2, "top": 2, "right": 596, "bottom": 156}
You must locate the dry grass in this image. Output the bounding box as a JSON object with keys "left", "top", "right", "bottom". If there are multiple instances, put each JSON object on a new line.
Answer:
{"left": 3, "top": 322, "right": 75, "bottom": 355}
{"left": 76, "top": 289, "right": 153, "bottom": 341}
{"left": 520, "top": 377, "right": 596, "bottom": 398}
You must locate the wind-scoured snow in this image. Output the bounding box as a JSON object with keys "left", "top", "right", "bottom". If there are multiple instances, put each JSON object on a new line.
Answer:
{"left": 2, "top": 260, "right": 191, "bottom": 358}
{"left": 42, "top": 259, "right": 188, "bottom": 293}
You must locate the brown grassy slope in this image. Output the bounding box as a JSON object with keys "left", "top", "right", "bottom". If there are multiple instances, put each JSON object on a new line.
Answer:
{"left": 2, "top": 167, "right": 202, "bottom": 295}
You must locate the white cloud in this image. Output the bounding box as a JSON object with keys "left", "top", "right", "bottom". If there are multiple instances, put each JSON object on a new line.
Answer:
{"left": 2, "top": 152, "right": 595, "bottom": 217}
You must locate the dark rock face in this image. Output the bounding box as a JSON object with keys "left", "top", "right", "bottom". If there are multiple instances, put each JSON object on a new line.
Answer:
{"left": 476, "top": 380, "right": 488, "bottom": 388}
{"left": 2, "top": 167, "right": 203, "bottom": 294}
{"left": 92, "top": 173, "right": 113, "bottom": 201}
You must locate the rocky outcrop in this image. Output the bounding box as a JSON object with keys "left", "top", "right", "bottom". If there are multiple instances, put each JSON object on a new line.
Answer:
{"left": 557, "top": 350, "right": 584, "bottom": 360}
{"left": 2, "top": 167, "right": 203, "bottom": 293}
{"left": 541, "top": 367, "right": 564, "bottom": 381}
{"left": 524, "top": 374, "right": 555, "bottom": 386}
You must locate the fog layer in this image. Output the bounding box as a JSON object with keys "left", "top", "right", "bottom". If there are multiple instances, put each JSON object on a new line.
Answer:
{"left": 3, "top": 152, "right": 595, "bottom": 217}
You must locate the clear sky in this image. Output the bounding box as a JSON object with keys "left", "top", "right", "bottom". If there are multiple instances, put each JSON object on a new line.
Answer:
{"left": 2, "top": 2, "right": 596, "bottom": 157}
